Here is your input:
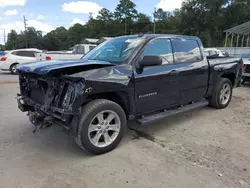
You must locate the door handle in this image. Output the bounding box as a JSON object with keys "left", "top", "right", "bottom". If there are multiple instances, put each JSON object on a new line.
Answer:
{"left": 169, "top": 70, "right": 179, "bottom": 75}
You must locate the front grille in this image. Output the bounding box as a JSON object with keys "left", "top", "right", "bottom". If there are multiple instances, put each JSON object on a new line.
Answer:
{"left": 245, "top": 65, "right": 250, "bottom": 73}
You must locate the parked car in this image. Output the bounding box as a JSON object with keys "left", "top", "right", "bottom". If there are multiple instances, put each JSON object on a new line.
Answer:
{"left": 36, "top": 44, "right": 96, "bottom": 61}
{"left": 0, "top": 50, "right": 5, "bottom": 56}
{"left": 0, "top": 48, "right": 42, "bottom": 74}
{"left": 221, "top": 50, "right": 230, "bottom": 57}
{"left": 204, "top": 48, "right": 229, "bottom": 58}
{"left": 16, "top": 34, "right": 242, "bottom": 155}
{"left": 241, "top": 53, "right": 250, "bottom": 84}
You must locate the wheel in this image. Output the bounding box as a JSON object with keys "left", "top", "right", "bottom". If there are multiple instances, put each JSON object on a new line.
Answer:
{"left": 10, "top": 63, "right": 18, "bottom": 74}
{"left": 241, "top": 79, "right": 246, "bottom": 85}
{"left": 209, "top": 78, "right": 232, "bottom": 109}
{"left": 75, "top": 99, "right": 127, "bottom": 155}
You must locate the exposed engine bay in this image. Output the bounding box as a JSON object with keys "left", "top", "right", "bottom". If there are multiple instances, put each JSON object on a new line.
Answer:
{"left": 17, "top": 72, "right": 85, "bottom": 131}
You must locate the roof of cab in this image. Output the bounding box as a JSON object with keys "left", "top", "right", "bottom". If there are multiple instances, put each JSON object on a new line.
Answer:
{"left": 115, "top": 34, "right": 200, "bottom": 40}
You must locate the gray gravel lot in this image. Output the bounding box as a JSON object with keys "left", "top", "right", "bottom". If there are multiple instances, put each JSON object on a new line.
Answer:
{"left": 0, "top": 70, "right": 249, "bottom": 188}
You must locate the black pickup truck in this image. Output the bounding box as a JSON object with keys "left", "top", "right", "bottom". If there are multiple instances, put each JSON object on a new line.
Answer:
{"left": 16, "top": 34, "right": 242, "bottom": 155}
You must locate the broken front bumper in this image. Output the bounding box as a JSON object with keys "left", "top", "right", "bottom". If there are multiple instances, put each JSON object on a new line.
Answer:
{"left": 17, "top": 95, "right": 79, "bottom": 122}
{"left": 17, "top": 73, "right": 86, "bottom": 125}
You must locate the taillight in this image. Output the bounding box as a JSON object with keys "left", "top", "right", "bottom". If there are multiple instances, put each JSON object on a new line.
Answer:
{"left": 242, "top": 64, "right": 245, "bottom": 73}
{"left": 0, "top": 57, "right": 7, "bottom": 61}
{"left": 45, "top": 56, "right": 51, "bottom": 61}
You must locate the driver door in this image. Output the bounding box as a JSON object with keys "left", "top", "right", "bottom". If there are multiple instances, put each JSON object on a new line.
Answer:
{"left": 134, "top": 38, "right": 179, "bottom": 115}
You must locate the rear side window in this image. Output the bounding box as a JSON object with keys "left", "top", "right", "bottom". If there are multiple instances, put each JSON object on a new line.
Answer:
{"left": 13, "top": 51, "right": 35, "bottom": 57}
{"left": 206, "top": 50, "right": 218, "bottom": 57}
{"left": 171, "top": 39, "right": 202, "bottom": 64}
{"left": 89, "top": 46, "right": 96, "bottom": 51}
{"left": 76, "top": 46, "right": 85, "bottom": 54}
{"left": 143, "top": 38, "right": 173, "bottom": 64}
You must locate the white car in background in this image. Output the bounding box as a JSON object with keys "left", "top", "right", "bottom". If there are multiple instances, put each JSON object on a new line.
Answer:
{"left": 36, "top": 44, "right": 96, "bottom": 61}
{"left": 204, "top": 48, "right": 229, "bottom": 58}
{"left": 0, "top": 48, "right": 42, "bottom": 74}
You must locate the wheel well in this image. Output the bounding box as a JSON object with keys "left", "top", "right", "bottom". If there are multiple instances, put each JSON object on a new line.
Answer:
{"left": 10, "top": 62, "right": 19, "bottom": 69}
{"left": 85, "top": 92, "right": 130, "bottom": 117}
{"left": 221, "top": 73, "right": 235, "bottom": 86}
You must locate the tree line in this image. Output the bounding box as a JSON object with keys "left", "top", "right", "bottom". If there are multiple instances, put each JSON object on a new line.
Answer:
{"left": 4, "top": 0, "right": 250, "bottom": 50}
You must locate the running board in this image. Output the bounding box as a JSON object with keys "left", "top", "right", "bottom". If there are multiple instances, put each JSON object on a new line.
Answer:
{"left": 136, "top": 101, "right": 209, "bottom": 125}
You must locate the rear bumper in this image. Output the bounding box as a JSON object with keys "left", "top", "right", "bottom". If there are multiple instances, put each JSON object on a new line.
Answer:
{"left": 242, "top": 73, "right": 250, "bottom": 78}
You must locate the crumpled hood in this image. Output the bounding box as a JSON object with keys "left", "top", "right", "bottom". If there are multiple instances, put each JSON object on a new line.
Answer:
{"left": 16, "top": 59, "right": 114, "bottom": 75}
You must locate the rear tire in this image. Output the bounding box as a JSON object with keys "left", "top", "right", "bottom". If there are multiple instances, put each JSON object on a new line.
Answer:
{"left": 10, "top": 63, "right": 18, "bottom": 74}
{"left": 75, "top": 99, "right": 127, "bottom": 155}
{"left": 209, "top": 78, "right": 232, "bottom": 109}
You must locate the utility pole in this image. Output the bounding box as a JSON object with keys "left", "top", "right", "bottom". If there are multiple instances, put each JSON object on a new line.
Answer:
{"left": 153, "top": 8, "right": 156, "bottom": 34}
{"left": 124, "top": 18, "right": 127, "bottom": 35}
{"left": 124, "top": 1, "right": 127, "bottom": 35}
{"left": 23, "top": 15, "right": 27, "bottom": 31}
{"left": 4, "top": 29, "right": 6, "bottom": 45}
{"left": 23, "top": 15, "right": 28, "bottom": 48}
{"left": 89, "top": 12, "right": 93, "bottom": 20}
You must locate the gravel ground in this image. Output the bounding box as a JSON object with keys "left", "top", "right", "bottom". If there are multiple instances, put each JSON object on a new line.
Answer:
{"left": 0, "top": 71, "right": 249, "bottom": 188}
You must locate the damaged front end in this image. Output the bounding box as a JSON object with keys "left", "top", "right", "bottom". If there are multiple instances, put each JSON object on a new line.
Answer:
{"left": 17, "top": 72, "right": 85, "bottom": 131}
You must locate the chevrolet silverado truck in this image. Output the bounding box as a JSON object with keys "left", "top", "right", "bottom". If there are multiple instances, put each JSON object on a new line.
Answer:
{"left": 16, "top": 34, "right": 242, "bottom": 155}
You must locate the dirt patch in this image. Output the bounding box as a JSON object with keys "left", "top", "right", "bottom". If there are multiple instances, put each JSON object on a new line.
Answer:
{"left": 0, "top": 81, "right": 18, "bottom": 84}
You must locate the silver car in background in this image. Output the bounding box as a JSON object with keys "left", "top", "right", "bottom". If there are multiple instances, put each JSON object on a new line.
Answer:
{"left": 241, "top": 53, "right": 250, "bottom": 84}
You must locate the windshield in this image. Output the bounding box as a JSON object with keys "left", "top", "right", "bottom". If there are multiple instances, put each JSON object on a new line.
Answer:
{"left": 241, "top": 54, "right": 250, "bottom": 58}
{"left": 82, "top": 37, "right": 145, "bottom": 64}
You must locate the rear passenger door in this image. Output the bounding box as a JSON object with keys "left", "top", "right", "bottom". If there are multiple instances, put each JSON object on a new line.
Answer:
{"left": 16, "top": 51, "right": 36, "bottom": 64}
{"left": 171, "top": 38, "right": 209, "bottom": 104}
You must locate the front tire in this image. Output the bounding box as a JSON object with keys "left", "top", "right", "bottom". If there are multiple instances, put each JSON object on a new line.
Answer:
{"left": 209, "top": 78, "right": 232, "bottom": 109}
{"left": 75, "top": 99, "right": 127, "bottom": 155}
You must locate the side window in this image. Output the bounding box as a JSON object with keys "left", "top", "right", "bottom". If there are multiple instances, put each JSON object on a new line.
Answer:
{"left": 27, "top": 51, "right": 35, "bottom": 57}
{"left": 15, "top": 51, "right": 35, "bottom": 57}
{"left": 77, "top": 46, "right": 85, "bottom": 54}
{"left": 11, "top": 51, "right": 18, "bottom": 55}
{"left": 89, "top": 46, "right": 96, "bottom": 51}
{"left": 14, "top": 51, "right": 23, "bottom": 56}
{"left": 171, "top": 39, "right": 202, "bottom": 64}
{"left": 210, "top": 50, "right": 218, "bottom": 56}
{"left": 143, "top": 38, "right": 173, "bottom": 65}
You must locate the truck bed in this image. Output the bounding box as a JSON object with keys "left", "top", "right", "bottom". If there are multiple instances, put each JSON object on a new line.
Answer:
{"left": 208, "top": 57, "right": 241, "bottom": 65}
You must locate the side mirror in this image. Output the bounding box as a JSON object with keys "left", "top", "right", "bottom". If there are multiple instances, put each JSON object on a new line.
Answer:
{"left": 138, "top": 55, "right": 162, "bottom": 68}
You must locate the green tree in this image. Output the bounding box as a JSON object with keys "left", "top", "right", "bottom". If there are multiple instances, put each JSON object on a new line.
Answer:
{"left": 4, "top": 0, "right": 250, "bottom": 50}
{"left": 97, "top": 8, "right": 113, "bottom": 21}
{"left": 154, "top": 8, "right": 168, "bottom": 21}
{"left": 114, "top": 0, "right": 138, "bottom": 34}
{"left": 5, "top": 30, "right": 19, "bottom": 50}
{"left": 133, "top": 13, "right": 152, "bottom": 33}
{"left": 25, "top": 27, "right": 43, "bottom": 49}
